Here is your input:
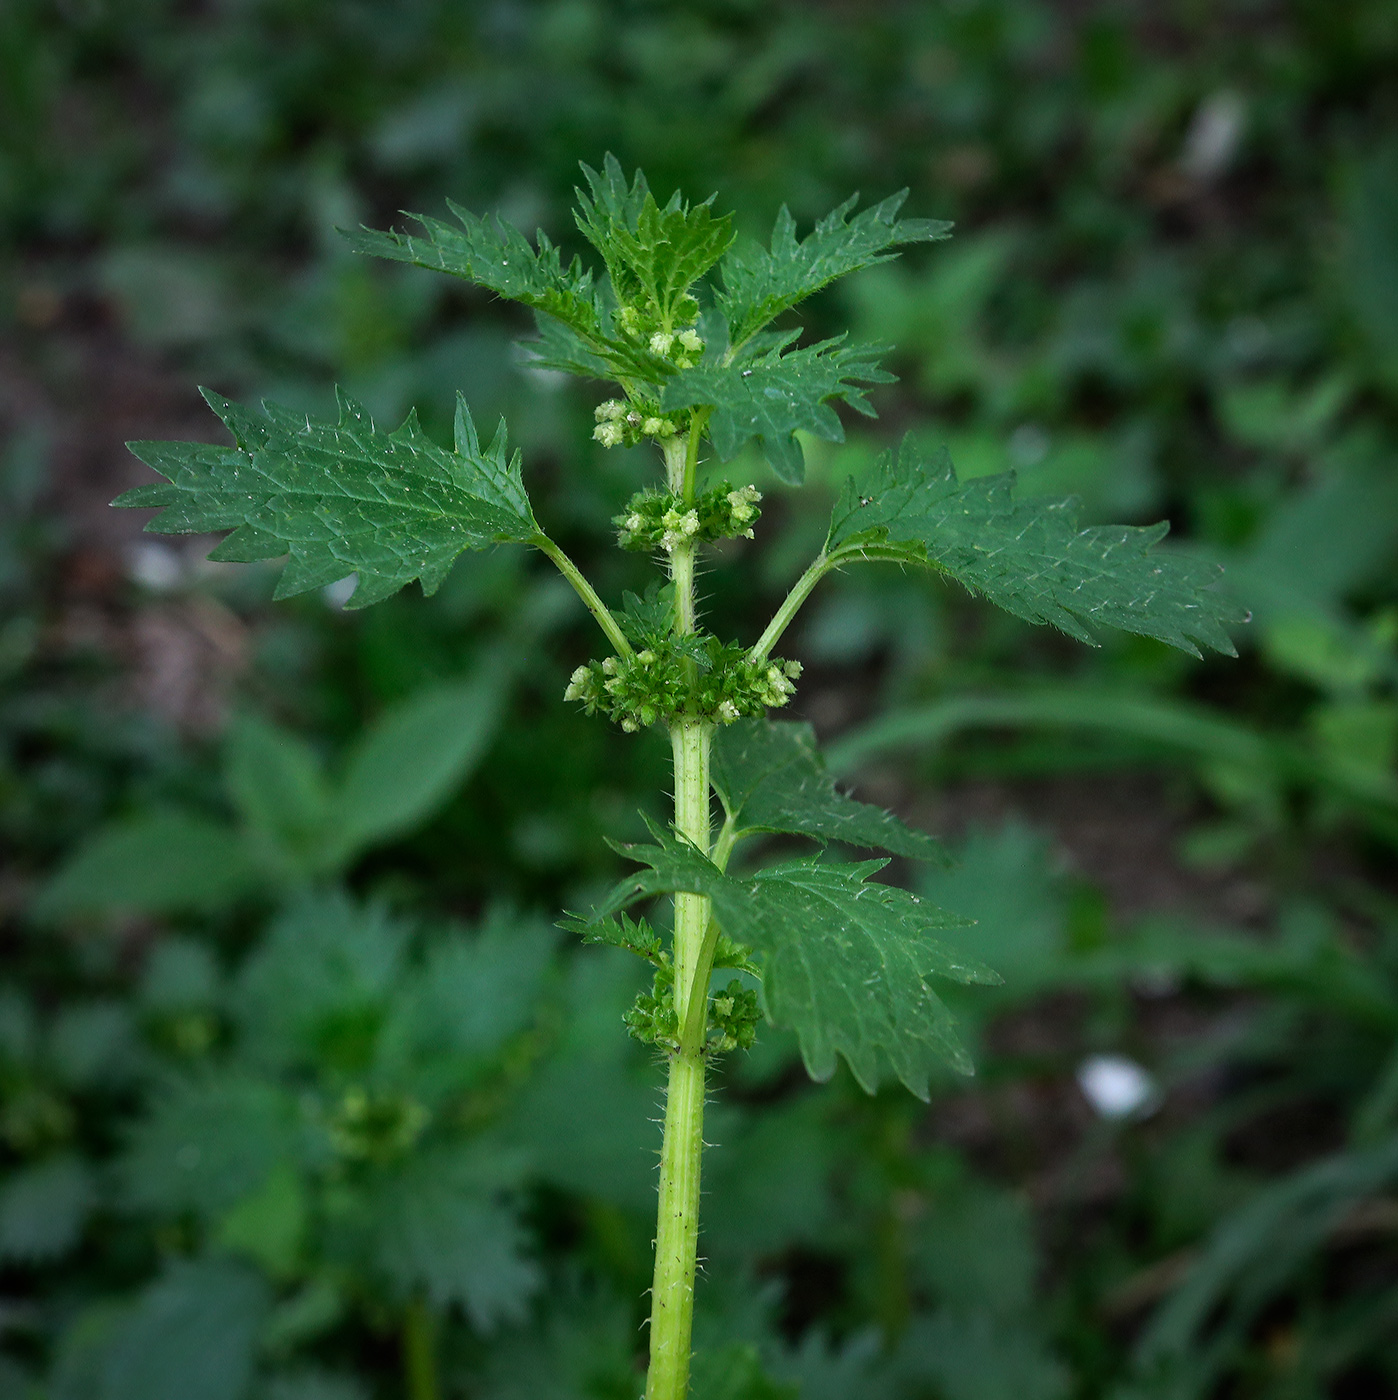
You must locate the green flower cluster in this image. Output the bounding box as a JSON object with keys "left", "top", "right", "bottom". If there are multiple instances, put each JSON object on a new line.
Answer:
{"left": 563, "top": 637, "right": 802, "bottom": 731}
{"left": 591, "top": 324, "right": 706, "bottom": 448}
{"left": 625, "top": 967, "right": 762, "bottom": 1057}
{"left": 592, "top": 397, "right": 686, "bottom": 449}
{"left": 616, "top": 308, "right": 704, "bottom": 366}
{"left": 706, "top": 980, "right": 762, "bottom": 1054}
{"left": 615, "top": 482, "right": 763, "bottom": 552}
{"left": 625, "top": 963, "right": 679, "bottom": 1048}
{"left": 324, "top": 1085, "right": 431, "bottom": 1164}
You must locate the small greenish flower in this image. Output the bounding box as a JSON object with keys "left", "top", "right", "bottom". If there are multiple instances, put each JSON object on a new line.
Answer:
{"left": 564, "top": 665, "right": 593, "bottom": 702}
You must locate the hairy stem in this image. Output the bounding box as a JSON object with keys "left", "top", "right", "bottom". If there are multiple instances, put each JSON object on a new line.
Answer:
{"left": 749, "top": 542, "right": 919, "bottom": 662}
{"left": 648, "top": 719, "right": 712, "bottom": 1400}
{"left": 403, "top": 1297, "right": 441, "bottom": 1400}
{"left": 671, "top": 547, "right": 698, "bottom": 635}
{"left": 648, "top": 1033, "right": 707, "bottom": 1400}
{"left": 681, "top": 408, "right": 710, "bottom": 502}
{"left": 647, "top": 455, "right": 713, "bottom": 1395}
{"left": 532, "top": 533, "right": 634, "bottom": 657}
{"left": 750, "top": 549, "right": 830, "bottom": 662}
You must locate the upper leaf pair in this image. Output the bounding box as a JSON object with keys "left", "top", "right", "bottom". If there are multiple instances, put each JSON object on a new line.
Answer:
{"left": 349, "top": 155, "right": 947, "bottom": 480}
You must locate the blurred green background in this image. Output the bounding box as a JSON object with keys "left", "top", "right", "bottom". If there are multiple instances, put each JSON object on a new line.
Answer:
{"left": 3, "top": 2, "right": 1398, "bottom": 1397}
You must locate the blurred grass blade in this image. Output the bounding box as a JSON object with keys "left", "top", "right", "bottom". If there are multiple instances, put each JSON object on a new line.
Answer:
{"left": 1135, "top": 1133, "right": 1398, "bottom": 1390}
{"left": 827, "top": 688, "right": 1398, "bottom": 840}
{"left": 828, "top": 689, "right": 1273, "bottom": 774}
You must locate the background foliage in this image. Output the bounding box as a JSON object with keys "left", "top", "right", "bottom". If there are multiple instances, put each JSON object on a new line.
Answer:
{"left": 2, "top": 1, "right": 1398, "bottom": 1397}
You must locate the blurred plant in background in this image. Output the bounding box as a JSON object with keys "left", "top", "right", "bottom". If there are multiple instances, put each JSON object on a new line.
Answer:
{"left": 2, "top": 1, "right": 1397, "bottom": 1397}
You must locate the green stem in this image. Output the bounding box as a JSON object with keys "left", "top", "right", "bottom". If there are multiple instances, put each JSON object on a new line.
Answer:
{"left": 671, "top": 547, "right": 698, "bottom": 635}
{"left": 403, "top": 1297, "right": 441, "bottom": 1400}
{"left": 648, "top": 1036, "right": 707, "bottom": 1400}
{"left": 663, "top": 435, "right": 689, "bottom": 498}
{"left": 749, "top": 549, "right": 830, "bottom": 662}
{"left": 646, "top": 422, "right": 725, "bottom": 1398}
{"left": 532, "top": 532, "right": 634, "bottom": 658}
{"left": 749, "top": 542, "right": 919, "bottom": 662}
{"left": 647, "top": 718, "right": 712, "bottom": 1400}
{"left": 681, "top": 409, "right": 709, "bottom": 503}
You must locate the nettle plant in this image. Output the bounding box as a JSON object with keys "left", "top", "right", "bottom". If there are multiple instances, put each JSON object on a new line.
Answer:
{"left": 117, "top": 158, "right": 1238, "bottom": 1399}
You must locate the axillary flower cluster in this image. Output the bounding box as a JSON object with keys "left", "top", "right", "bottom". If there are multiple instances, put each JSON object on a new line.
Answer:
{"left": 591, "top": 324, "right": 705, "bottom": 448}
{"left": 564, "top": 642, "right": 802, "bottom": 732}
{"left": 615, "top": 481, "right": 762, "bottom": 551}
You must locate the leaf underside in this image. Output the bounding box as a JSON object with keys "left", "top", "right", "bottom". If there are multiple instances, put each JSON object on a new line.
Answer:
{"left": 712, "top": 718, "right": 949, "bottom": 864}
{"left": 594, "top": 825, "right": 996, "bottom": 1096}
{"left": 116, "top": 390, "right": 537, "bottom": 609}
{"left": 829, "top": 436, "right": 1242, "bottom": 657}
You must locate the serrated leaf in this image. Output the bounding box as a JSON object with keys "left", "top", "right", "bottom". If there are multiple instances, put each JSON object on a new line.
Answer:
{"left": 559, "top": 909, "right": 664, "bottom": 963}
{"left": 34, "top": 814, "right": 261, "bottom": 922}
{"left": 345, "top": 202, "right": 601, "bottom": 339}
{"left": 348, "top": 182, "right": 671, "bottom": 385}
{"left": 593, "top": 826, "right": 996, "bottom": 1096}
{"left": 372, "top": 1146, "right": 538, "bottom": 1330}
{"left": 575, "top": 154, "right": 735, "bottom": 326}
{"left": 0, "top": 1155, "right": 95, "bottom": 1263}
{"left": 663, "top": 337, "right": 894, "bottom": 484}
{"left": 522, "top": 311, "right": 612, "bottom": 379}
{"left": 618, "top": 580, "right": 679, "bottom": 647}
{"left": 828, "top": 437, "right": 1242, "bottom": 656}
{"left": 97, "top": 1258, "right": 270, "bottom": 1400}
{"left": 719, "top": 191, "right": 952, "bottom": 349}
{"left": 712, "top": 718, "right": 948, "bottom": 863}
{"left": 118, "top": 390, "right": 536, "bottom": 609}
